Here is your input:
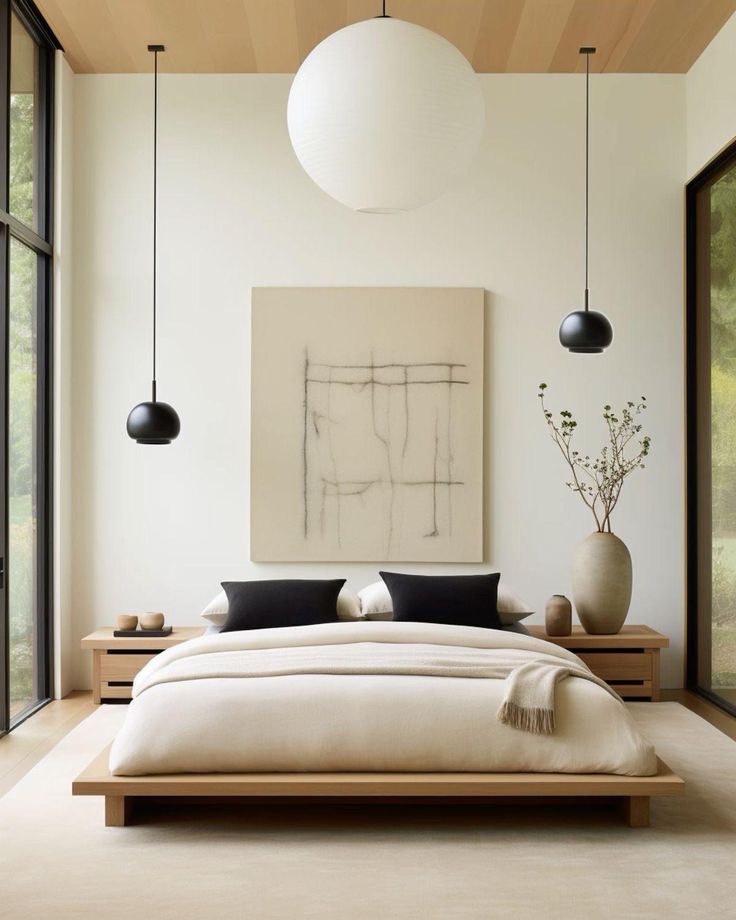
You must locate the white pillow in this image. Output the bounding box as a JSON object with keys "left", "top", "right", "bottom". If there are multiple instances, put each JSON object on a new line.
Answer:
{"left": 200, "top": 584, "right": 362, "bottom": 627}
{"left": 337, "top": 587, "right": 363, "bottom": 620}
{"left": 357, "top": 579, "right": 533, "bottom": 625}
{"left": 357, "top": 581, "right": 394, "bottom": 620}
{"left": 200, "top": 590, "right": 229, "bottom": 626}
{"left": 496, "top": 584, "right": 535, "bottom": 624}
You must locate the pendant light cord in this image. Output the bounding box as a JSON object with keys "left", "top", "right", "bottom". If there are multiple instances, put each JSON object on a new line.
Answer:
{"left": 584, "top": 49, "right": 590, "bottom": 312}
{"left": 152, "top": 47, "right": 158, "bottom": 400}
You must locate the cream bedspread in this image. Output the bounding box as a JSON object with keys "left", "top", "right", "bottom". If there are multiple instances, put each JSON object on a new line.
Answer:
{"left": 109, "top": 621, "right": 657, "bottom": 776}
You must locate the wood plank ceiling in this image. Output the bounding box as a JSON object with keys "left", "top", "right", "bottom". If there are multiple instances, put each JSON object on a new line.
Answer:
{"left": 36, "top": 0, "right": 736, "bottom": 74}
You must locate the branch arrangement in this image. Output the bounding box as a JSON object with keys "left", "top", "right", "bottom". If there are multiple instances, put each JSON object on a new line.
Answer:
{"left": 539, "top": 384, "right": 651, "bottom": 534}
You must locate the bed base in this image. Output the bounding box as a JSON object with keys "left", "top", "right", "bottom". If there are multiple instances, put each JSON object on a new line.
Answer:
{"left": 73, "top": 747, "right": 683, "bottom": 828}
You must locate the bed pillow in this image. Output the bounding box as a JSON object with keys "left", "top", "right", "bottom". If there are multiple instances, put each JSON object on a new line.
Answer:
{"left": 496, "top": 585, "right": 535, "bottom": 624}
{"left": 220, "top": 579, "right": 346, "bottom": 632}
{"left": 336, "top": 587, "right": 363, "bottom": 620}
{"left": 379, "top": 571, "right": 502, "bottom": 630}
{"left": 359, "top": 579, "right": 533, "bottom": 625}
{"left": 200, "top": 590, "right": 229, "bottom": 626}
{"left": 202, "top": 584, "right": 361, "bottom": 627}
{"left": 357, "top": 580, "right": 394, "bottom": 620}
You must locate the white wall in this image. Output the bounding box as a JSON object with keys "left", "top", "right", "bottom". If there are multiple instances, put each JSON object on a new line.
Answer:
{"left": 53, "top": 54, "right": 74, "bottom": 698}
{"left": 687, "top": 12, "right": 736, "bottom": 179}
{"left": 70, "top": 73, "right": 686, "bottom": 688}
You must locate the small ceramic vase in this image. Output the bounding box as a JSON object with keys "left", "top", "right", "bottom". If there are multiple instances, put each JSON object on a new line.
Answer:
{"left": 116, "top": 614, "right": 138, "bottom": 631}
{"left": 545, "top": 595, "right": 572, "bottom": 636}
{"left": 140, "top": 612, "right": 165, "bottom": 631}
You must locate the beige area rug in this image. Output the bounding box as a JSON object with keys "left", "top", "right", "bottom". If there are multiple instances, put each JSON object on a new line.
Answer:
{"left": 0, "top": 703, "right": 734, "bottom": 920}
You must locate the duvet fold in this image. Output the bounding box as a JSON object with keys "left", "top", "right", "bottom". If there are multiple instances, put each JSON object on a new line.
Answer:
{"left": 133, "top": 640, "right": 620, "bottom": 736}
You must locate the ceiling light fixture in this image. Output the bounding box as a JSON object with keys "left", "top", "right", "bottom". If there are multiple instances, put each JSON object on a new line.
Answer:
{"left": 287, "top": 1, "right": 485, "bottom": 212}
{"left": 559, "top": 48, "right": 613, "bottom": 354}
{"left": 127, "top": 45, "right": 181, "bottom": 445}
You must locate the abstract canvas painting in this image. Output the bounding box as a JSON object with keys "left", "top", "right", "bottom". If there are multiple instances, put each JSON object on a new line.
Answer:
{"left": 251, "top": 288, "right": 484, "bottom": 561}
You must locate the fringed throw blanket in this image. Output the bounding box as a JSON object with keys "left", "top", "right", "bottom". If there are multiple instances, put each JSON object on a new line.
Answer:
{"left": 135, "top": 641, "right": 620, "bottom": 735}
{"left": 495, "top": 659, "right": 603, "bottom": 734}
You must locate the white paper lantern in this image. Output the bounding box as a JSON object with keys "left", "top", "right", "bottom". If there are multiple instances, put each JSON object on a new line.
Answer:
{"left": 287, "top": 18, "right": 485, "bottom": 213}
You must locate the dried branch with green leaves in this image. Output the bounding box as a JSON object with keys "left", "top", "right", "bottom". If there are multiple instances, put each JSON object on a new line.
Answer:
{"left": 538, "top": 384, "right": 651, "bottom": 534}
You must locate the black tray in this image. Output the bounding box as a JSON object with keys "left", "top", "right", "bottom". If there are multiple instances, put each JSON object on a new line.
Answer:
{"left": 113, "top": 626, "right": 173, "bottom": 638}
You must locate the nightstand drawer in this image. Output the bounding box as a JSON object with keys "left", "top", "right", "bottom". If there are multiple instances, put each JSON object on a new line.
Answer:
{"left": 99, "top": 653, "right": 158, "bottom": 682}
{"left": 576, "top": 651, "right": 652, "bottom": 682}
{"left": 527, "top": 626, "right": 666, "bottom": 700}
{"left": 100, "top": 682, "right": 134, "bottom": 700}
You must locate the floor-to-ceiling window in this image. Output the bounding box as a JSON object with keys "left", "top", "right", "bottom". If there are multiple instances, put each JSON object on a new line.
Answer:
{"left": 687, "top": 140, "right": 736, "bottom": 716}
{"left": 0, "top": 0, "right": 56, "bottom": 734}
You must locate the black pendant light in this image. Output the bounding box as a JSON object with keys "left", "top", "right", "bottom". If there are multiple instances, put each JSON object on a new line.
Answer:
{"left": 559, "top": 47, "right": 613, "bottom": 355}
{"left": 127, "top": 45, "right": 181, "bottom": 444}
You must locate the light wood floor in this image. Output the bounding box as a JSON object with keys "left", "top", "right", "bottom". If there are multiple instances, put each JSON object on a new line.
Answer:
{"left": 660, "top": 689, "right": 736, "bottom": 742}
{"left": 0, "top": 691, "right": 96, "bottom": 798}
{"left": 0, "top": 689, "right": 733, "bottom": 800}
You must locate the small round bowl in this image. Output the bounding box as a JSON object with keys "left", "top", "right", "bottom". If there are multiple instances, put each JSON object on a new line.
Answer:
{"left": 140, "top": 612, "right": 165, "bottom": 631}
{"left": 116, "top": 614, "right": 138, "bottom": 631}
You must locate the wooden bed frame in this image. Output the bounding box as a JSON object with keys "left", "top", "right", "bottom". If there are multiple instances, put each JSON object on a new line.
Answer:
{"left": 73, "top": 747, "right": 684, "bottom": 828}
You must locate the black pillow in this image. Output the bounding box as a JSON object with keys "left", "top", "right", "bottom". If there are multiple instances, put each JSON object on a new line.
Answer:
{"left": 379, "top": 572, "right": 502, "bottom": 630}
{"left": 220, "top": 579, "right": 345, "bottom": 632}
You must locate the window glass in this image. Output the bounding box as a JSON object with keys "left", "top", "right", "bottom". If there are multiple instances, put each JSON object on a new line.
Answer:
{"left": 0, "top": 0, "right": 54, "bottom": 733}
{"left": 709, "top": 168, "right": 736, "bottom": 705}
{"left": 7, "top": 236, "right": 38, "bottom": 718}
{"left": 9, "top": 12, "right": 39, "bottom": 231}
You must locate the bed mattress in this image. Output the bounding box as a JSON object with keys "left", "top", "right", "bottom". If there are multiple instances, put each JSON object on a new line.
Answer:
{"left": 109, "top": 621, "right": 656, "bottom": 777}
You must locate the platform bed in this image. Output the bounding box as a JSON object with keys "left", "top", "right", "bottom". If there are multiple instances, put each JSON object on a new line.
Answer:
{"left": 72, "top": 747, "right": 684, "bottom": 828}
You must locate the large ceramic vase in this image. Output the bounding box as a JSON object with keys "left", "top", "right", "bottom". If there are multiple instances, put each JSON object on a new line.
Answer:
{"left": 572, "top": 532, "right": 632, "bottom": 634}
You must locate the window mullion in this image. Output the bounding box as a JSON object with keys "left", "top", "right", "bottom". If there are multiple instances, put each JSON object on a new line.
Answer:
{"left": 1, "top": 210, "right": 52, "bottom": 254}
{"left": 0, "top": 0, "right": 10, "bottom": 214}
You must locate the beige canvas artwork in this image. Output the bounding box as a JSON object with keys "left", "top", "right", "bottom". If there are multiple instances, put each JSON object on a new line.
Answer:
{"left": 251, "top": 288, "right": 484, "bottom": 562}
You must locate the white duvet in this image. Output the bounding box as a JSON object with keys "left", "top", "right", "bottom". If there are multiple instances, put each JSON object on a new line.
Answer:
{"left": 109, "top": 621, "right": 657, "bottom": 776}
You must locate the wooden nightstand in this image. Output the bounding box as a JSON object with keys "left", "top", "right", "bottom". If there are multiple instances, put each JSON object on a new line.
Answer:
{"left": 527, "top": 625, "right": 668, "bottom": 701}
{"left": 81, "top": 627, "right": 206, "bottom": 704}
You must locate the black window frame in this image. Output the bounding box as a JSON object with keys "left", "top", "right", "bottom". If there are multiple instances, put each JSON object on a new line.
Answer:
{"left": 0, "top": 0, "right": 59, "bottom": 735}
{"left": 686, "top": 136, "right": 736, "bottom": 719}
